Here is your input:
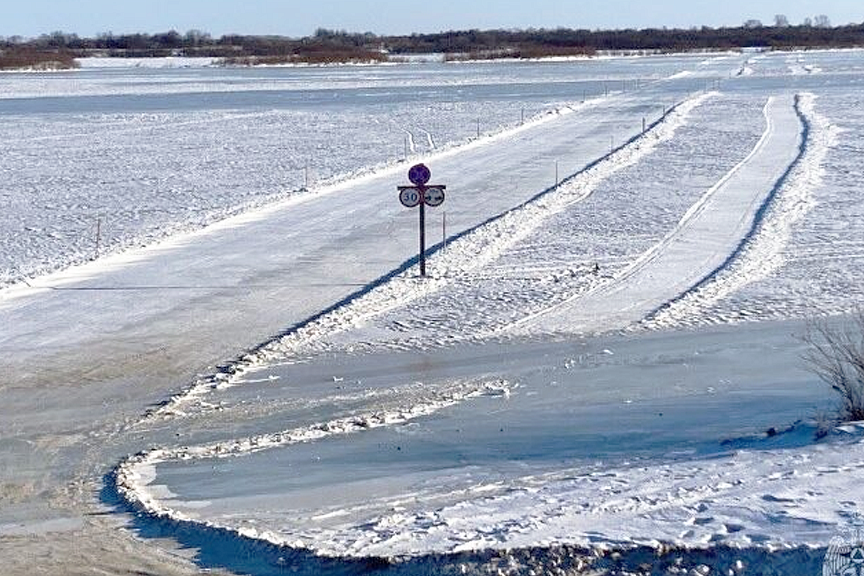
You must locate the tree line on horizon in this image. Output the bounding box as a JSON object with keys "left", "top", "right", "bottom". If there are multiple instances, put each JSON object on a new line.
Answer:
{"left": 2, "top": 17, "right": 863, "bottom": 68}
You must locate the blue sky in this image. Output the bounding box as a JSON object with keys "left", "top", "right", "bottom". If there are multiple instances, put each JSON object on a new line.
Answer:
{"left": 2, "top": 0, "right": 861, "bottom": 38}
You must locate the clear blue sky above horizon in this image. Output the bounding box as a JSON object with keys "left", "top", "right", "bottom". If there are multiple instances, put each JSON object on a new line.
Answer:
{"left": 2, "top": 0, "right": 861, "bottom": 39}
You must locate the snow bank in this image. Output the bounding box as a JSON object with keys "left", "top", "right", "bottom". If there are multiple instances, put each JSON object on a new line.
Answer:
{"left": 76, "top": 57, "right": 219, "bottom": 69}
{"left": 306, "top": 423, "right": 864, "bottom": 558}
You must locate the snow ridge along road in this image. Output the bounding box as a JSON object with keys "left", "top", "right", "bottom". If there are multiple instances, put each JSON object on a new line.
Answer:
{"left": 115, "top": 379, "right": 516, "bottom": 537}
{"left": 110, "top": 92, "right": 728, "bottom": 560}
{"left": 0, "top": 93, "right": 639, "bottom": 388}
{"left": 512, "top": 93, "right": 806, "bottom": 335}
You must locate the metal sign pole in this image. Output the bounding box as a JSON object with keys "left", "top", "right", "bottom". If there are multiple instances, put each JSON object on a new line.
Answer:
{"left": 419, "top": 190, "right": 427, "bottom": 277}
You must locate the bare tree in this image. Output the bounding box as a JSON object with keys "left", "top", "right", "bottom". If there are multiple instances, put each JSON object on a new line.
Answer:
{"left": 803, "top": 315, "right": 864, "bottom": 422}
{"left": 184, "top": 29, "right": 211, "bottom": 47}
{"left": 803, "top": 17, "right": 814, "bottom": 27}
{"left": 743, "top": 19, "right": 763, "bottom": 29}
{"left": 774, "top": 14, "right": 790, "bottom": 27}
{"left": 814, "top": 14, "right": 832, "bottom": 28}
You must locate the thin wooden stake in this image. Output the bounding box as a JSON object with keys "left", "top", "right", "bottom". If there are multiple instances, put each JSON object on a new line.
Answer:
{"left": 94, "top": 217, "right": 102, "bottom": 258}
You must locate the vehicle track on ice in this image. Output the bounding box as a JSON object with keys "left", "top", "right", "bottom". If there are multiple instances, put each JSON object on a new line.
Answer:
{"left": 644, "top": 93, "right": 838, "bottom": 329}
{"left": 512, "top": 93, "right": 809, "bottom": 336}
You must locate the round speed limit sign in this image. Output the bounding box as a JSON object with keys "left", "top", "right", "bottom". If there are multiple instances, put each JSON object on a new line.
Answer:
{"left": 399, "top": 188, "right": 422, "bottom": 208}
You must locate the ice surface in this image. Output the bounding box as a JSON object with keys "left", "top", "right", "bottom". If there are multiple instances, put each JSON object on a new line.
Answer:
{"left": 130, "top": 323, "right": 842, "bottom": 559}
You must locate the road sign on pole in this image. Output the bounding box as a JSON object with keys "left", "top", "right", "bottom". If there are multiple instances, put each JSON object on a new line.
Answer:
{"left": 398, "top": 164, "right": 447, "bottom": 277}
{"left": 424, "top": 187, "right": 445, "bottom": 207}
{"left": 399, "top": 187, "right": 422, "bottom": 208}
{"left": 408, "top": 163, "right": 431, "bottom": 186}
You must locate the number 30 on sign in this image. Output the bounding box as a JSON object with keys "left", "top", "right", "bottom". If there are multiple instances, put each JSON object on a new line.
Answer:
{"left": 399, "top": 188, "right": 422, "bottom": 208}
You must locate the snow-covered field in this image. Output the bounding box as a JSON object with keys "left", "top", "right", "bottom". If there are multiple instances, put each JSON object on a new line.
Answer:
{"left": 3, "top": 50, "right": 864, "bottom": 576}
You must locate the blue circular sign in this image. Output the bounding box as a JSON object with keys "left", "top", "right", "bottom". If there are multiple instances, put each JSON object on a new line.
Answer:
{"left": 408, "top": 163, "right": 431, "bottom": 186}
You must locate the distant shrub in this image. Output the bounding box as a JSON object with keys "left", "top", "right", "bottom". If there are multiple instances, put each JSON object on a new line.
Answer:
{"left": 444, "top": 45, "right": 596, "bottom": 62}
{"left": 219, "top": 45, "right": 387, "bottom": 67}
{"left": 0, "top": 48, "right": 78, "bottom": 70}
{"left": 803, "top": 315, "right": 864, "bottom": 422}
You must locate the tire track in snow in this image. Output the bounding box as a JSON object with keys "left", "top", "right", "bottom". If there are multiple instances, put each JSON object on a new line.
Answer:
{"left": 507, "top": 96, "right": 775, "bottom": 334}
{"left": 418, "top": 127, "right": 436, "bottom": 149}
{"left": 644, "top": 93, "right": 840, "bottom": 330}
{"left": 400, "top": 128, "right": 417, "bottom": 153}
{"left": 113, "top": 93, "right": 823, "bottom": 564}
{"left": 510, "top": 93, "right": 806, "bottom": 336}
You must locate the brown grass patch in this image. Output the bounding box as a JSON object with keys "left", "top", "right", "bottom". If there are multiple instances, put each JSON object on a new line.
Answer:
{"left": 0, "top": 49, "right": 78, "bottom": 70}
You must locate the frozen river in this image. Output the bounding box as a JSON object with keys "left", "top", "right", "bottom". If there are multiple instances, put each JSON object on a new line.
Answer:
{"left": 3, "top": 50, "right": 864, "bottom": 576}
